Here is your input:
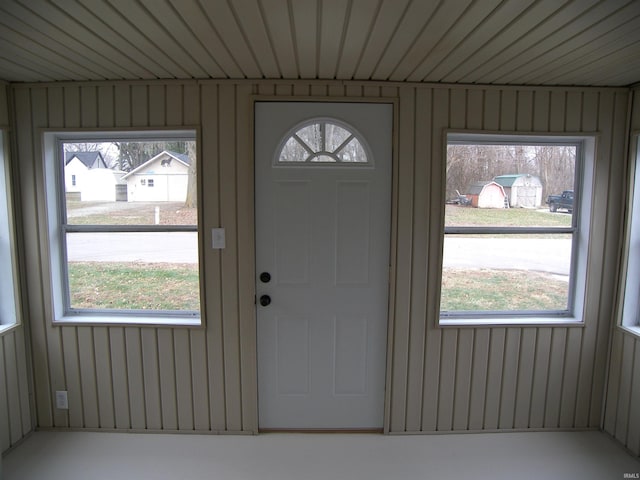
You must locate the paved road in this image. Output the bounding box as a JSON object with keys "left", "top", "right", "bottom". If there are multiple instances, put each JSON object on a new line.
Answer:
{"left": 67, "top": 232, "right": 571, "bottom": 276}
{"left": 444, "top": 237, "right": 571, "bottom": 276}
{"left": 66, "top": 232, "right": 198, "bottom": 263}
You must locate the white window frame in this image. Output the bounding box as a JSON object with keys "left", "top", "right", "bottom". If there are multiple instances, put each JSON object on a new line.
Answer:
{"left": 619, "top": 133, "right": 640, "bottom": 336}
{"left": 439, "top": 132, "right": 595, "bottom": 327}
{"left": 42, "top": 129, "right": 201, "bottom": 327}
{"left": 0, "top": 129, "right": 21, "bottom": 335}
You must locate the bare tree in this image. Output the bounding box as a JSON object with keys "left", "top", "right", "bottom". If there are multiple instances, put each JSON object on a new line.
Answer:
{"left": 184, "top": 141, "right": 197, "bottom": 208}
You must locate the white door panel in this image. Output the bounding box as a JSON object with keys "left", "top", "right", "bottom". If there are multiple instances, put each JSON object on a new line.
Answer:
{"left": 255, "top": 102, "right": 392, "bottom": 429}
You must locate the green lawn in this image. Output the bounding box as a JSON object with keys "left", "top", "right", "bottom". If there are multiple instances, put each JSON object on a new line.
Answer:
{"left": 441, "top": 269, "right": 569, "bottom": 312}
{"left": 68, "top": 262, "right": 200, "bottom": 311}
{"left": 445, "top": 205, "right": 572, "bottom": 227}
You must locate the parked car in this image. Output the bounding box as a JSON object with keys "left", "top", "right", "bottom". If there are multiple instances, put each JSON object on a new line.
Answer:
{"left": 547, "top": 190, "right": 573, "bottom": 213}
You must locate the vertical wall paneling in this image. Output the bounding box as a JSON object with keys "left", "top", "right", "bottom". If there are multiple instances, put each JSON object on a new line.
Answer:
{"left": 513, "top": 328, "right": 536, "bottom": 429}
{"left": 483, "top": 328, "right": 506, "bottom": 430}
{"left": 452, "top": 330, "right": 473, "bottom": 430}
{"left": 60, "top": 327, "right": 81, "bottom": 428}
{"left": 388, "top": 86, "right": 415, "bottom": 431}
{"left": 467, "top": 329, "right": 490, "bottom": 430}
{"left": 1, "top": 82, "right": 33, "bottom": 454}
{"left": 404, "top": 87, "right": 430, "bottom": 432}
{"left": 498, "top": 328, "right": 520, "bottom": 430}
{"left": 124, "top": 327, "right": 146, "bottom": 430}
{"left": 200, "top": 83, "right": 227, "bottom": 432}
{"left": 109, "top": 327, "right": 130, "bottom": 429}
{"left": 604, "top": 87, "right": 640, "bottom": 456}
{"left": 190, "top": 328, "right": 210, "bottom": 430}
{"left": 94, "top": 331, "right": 114, "bottom": 429}
{"left": 559, "top": 328, "right": 582, "bottom": 428}
{"left": 437, "top": 329, "right": 457, "bottom": 430}
{"left": 77, "top": 327, "right": 100, "bottom": 428}
{"left": 0, "top": 335, "right": 10, "bottom": 450}
{"left": 544, "top": 328, "right": 567, "bottom": 428}
{"left": 626, "top": 340, "right": 640, "bottom": 455}
{"left": 174, "top": 330, "right": 194, "bottom": 430}
{"left": 218, "top": 84, "right": 242, "bottom": 431}
{"left": 236, "top": 84, "right": 257, "bottom": 432}
{"left": 3, "top": 334, "right": 21, "bottom": 445}
{"left": 9, "top": 80, "right": 630, "bottom": 439}
{"left": 529, "top": 328, "right": 552, "bottom": 428}
{"left": 141, "top": 328, "right": 162, "bottom": 430}
{"left": 157, "top": 329, "right": 178, "bottom": 430}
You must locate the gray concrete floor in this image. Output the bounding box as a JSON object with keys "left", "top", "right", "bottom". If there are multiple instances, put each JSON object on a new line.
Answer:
{"left": 3, "top": 430, "right": 640, "bottom": 480}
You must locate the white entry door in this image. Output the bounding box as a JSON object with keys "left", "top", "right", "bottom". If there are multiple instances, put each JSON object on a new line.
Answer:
{"left": 255, "top": 102, "right": 392, "bottom": 430}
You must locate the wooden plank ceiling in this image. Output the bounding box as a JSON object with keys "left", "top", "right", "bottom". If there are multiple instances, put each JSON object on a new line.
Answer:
{"left": 0, "top": 0, "right": 638, "bottom": 86}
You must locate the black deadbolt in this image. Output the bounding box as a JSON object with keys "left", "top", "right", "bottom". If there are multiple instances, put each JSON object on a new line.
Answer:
{"left": 259, "top": 295, "right": 271, "bottom": 307}
{"left": 260, "top": 272, "right": 271, "bottom": 283}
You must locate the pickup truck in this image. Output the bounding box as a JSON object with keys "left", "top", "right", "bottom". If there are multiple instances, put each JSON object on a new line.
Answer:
{"left": 547, "top": 190, "right": 573, "bottom": 213}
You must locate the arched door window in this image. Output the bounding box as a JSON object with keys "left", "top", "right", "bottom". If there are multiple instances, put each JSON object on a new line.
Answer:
{"left": 276, "top": 119, "right": 370, "bottom": 165}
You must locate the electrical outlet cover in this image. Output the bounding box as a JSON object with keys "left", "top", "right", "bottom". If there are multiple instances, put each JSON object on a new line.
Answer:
{"left": 55, "top": 390, "right": 68, "bottom": 409}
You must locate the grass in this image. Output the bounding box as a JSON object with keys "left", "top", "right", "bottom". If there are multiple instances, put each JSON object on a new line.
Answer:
{"left": 66, "top": 201, "right": 197, "bottom": 225}
{"left": 445, "top": 205, "right": 572, "bottom": 227}
{"left": 68, "top": 262, "right": 200, "bottom": 311}
{"left": 441, "top": 269, "right": 568, "bottom": 312}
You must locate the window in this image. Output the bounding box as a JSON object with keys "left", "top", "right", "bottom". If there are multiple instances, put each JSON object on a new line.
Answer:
{"left": 140, "top": 179, "right": 146, "bottom": 185}
{"left": 71, "top": 174, "right": 76, "bottom": 186}
{"left": 277, "top": 119, "right": 369, "bottom": 164}
{"left": 440, "top": 133, "right": 594, "bottom": 326}
{"left": 620, "top": 135, "right": 640, "bottom": 334}
{"left": 43, "top": 131, "right": 200, "bottom": 326}
{"left": 0, "top": 130, "right": 20, "bottom": 333}
{"left": 147, "top": 179, "right": 154, "bottom": 187}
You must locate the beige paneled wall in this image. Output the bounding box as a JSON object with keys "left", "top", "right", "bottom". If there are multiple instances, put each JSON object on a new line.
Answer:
{"left": 604, "top": 88, "right": 640, "bottom": 456}
{"left": 1, "top": 81, "right": 33, "bottom": 454}
{"left": 389, "top": 86, "right": 628, "bottom": 432}
{"left": 0, "top": 330, "right": 32, "bottom": 453}
{"left": 12, "top": 82, "right": 258, "bottom": 433}
{"left": 10, "top": 80, "right": 628, "bottom": 435}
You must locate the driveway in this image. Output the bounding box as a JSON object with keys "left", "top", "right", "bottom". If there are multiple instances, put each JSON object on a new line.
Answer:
{"left": 443, "top": 237, "right": 571, "bottom": 276}
{"left": 67, "top": 232, "right": 571, "bottom": 276}
{"left": 66, "top": 232, "right": 198, "bottom": 263}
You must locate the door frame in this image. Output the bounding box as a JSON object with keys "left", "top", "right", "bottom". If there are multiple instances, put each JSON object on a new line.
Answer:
{"left": 249, "top": 96, "right": 399, "bottom": 433}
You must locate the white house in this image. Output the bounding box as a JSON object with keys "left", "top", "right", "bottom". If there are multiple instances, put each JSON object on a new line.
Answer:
{"left": 79, "top": 168, "right": 127, "bottom": 202}
{"left": 64, "top": 151, "right": 107, "bottom": 194}
{"left": 493, "top": 174, "right": 544, "bottom": 208}
{"left": 121, "top": 150, "right": 192, "bottom": 202}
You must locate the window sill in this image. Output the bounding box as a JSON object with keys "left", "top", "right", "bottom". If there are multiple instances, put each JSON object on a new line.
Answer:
{"left": 619, "top": 324, "right": 640, "bottom": 339}
{"left": 53, "top": 314, "right": 202, "bottom": 328}
{"left": 0, "top": 323, "right": 19, "bottom": 337}
{"left": 439, "top": 316, "right": 584, "bottom": 328}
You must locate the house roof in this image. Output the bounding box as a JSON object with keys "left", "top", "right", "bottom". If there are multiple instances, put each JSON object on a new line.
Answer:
{"left": 493, "top": 174, "right": 537, "bottom": 187}
{"left": 467, "top": 181, "right": 505, "bottom": 195}
{"left": 64, "top": 151, "right": 106, "bottom": 169}
{"left": 121, "top": 150, "right": 192, "bottom": 180}
{"left": 0, "top": 1, "right": 638, "bottom": 87}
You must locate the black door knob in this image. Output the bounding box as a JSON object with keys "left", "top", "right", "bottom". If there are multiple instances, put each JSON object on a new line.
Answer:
{"left": 259, "top": 295, "right": 271, "bottom": 307}
{"left": 260, "top": 272, "right": 271, "bottom": 283}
